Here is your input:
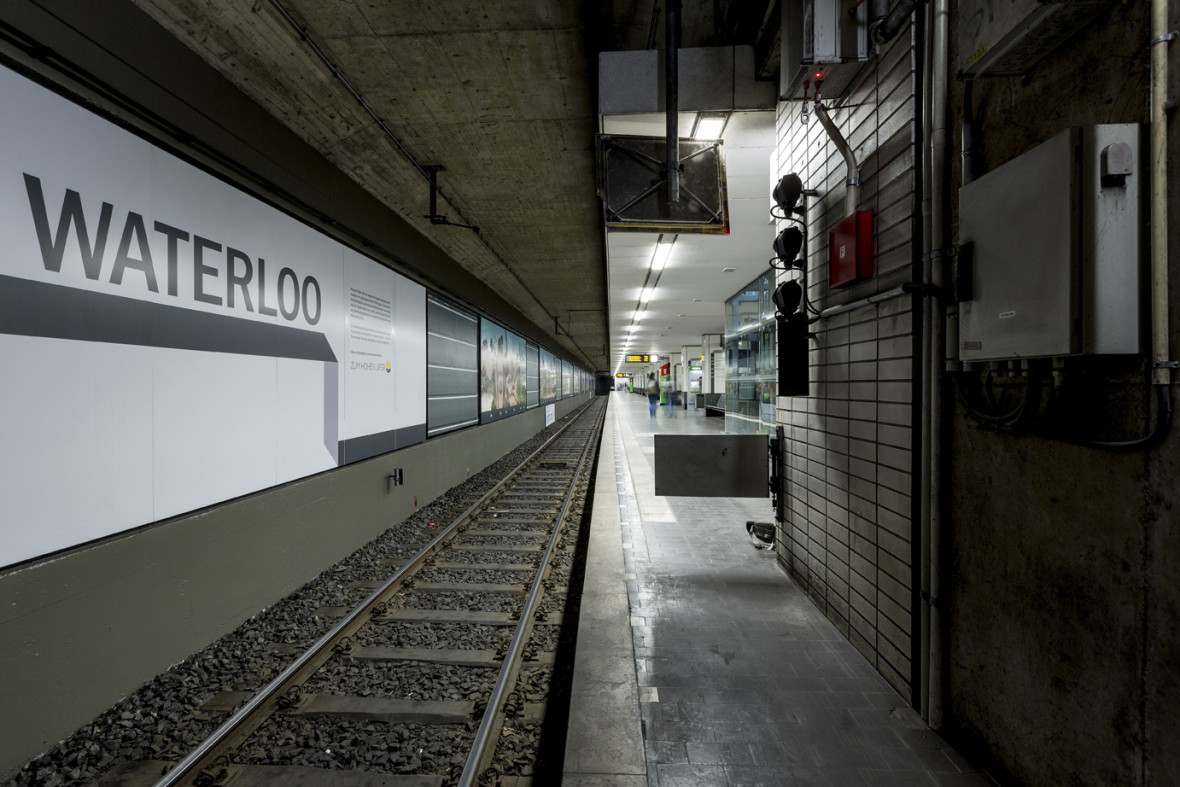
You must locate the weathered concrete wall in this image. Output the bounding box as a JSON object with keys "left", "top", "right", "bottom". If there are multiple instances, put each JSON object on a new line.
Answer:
{"left": 944, "top": 0, "right": 1180, "bottom": 783}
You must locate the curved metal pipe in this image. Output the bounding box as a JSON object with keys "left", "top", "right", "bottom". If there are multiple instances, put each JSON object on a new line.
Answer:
{"left": 868, "top": 0, "right": 891, "bottom": 35}
{"left": 871, "top": 0, "right": 920, "bottom": 46}
{"left": 814, "top": 103, "right": 860, "bottom": 216}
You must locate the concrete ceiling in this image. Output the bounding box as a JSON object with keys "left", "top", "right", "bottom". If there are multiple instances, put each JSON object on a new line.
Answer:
{"left": 129, "top": 0, "right": 780, "bottom": 374}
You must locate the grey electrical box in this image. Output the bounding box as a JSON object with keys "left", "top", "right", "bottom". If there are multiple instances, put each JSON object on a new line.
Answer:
{"left": 959, "top": 0, "right": 1112, "bottom": 77}
{"left": 958, "top": 124, "right": 1144, "bottom": 362}
{"left": 780, "top": 0, "right": 869, "bottom": 100}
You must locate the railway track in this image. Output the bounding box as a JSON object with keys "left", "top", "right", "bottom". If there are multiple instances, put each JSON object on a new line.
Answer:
{"left": 96, "top": 399, "right": 605, "bottom": 787}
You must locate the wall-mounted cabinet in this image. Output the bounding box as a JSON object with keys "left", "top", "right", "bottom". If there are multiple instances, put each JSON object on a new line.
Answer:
{"left": 957, "top": 124, "right": 1144, "bottom": 362}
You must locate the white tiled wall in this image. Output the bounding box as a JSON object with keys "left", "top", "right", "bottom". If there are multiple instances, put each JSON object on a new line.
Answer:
{"left": 773, "top": 30, "right": 918, "bottom": 699}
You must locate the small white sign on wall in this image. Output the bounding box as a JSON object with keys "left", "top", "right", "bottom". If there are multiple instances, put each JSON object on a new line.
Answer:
{"left": 545, "top": 403, "right": 555, "bottom": 427}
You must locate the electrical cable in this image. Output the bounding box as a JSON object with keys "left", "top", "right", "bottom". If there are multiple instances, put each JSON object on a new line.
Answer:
{"left": 1045, "top": 383, "right": 1173, "bottom": 452}
{"left": 954, "top": 360, "right": 1050, "bottom": 433}
{"left": 953, "top": 372, "right": 1029, "bottom": 432}
{"left": 955, "top": 361, "right": 1173, "bottom": 450}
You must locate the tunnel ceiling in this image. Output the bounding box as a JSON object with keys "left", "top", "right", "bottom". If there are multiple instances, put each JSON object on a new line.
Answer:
{"left": 129, "top": 0, "right": 779, "bottom": 374}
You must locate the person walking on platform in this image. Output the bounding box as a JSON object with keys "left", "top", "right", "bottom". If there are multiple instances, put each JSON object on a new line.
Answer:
{"left": 646, "top": 372, "right": 659, "bottom": 417}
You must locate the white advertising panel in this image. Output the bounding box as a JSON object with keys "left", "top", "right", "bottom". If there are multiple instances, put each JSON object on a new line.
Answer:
{"left": 0, "top": 65, "right": 425, "bottom": 567}
{"left": 339, "top": 250, "right": 426, "bottom": 461}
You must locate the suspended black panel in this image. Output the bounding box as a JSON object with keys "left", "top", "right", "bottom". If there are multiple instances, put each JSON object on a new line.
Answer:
{"left": 597, "top": 134, "right": 730, "bottom": 234}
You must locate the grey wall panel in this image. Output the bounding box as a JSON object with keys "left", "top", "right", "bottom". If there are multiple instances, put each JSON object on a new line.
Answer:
{"left": 774, "top": 27, "right": 918, "bottom": 699}
{"left": 427, "top": 295, "right": 479, "bottom": 436}
{"left": 0, "top": 394, "right": 591, "bottom": 774}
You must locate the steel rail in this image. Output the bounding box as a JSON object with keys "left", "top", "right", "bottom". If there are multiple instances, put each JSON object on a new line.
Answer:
{"left": 458, "top": 404, "right": 606, "bottom": 785}
{"left": 153, "top": 401, "right": 596, "bottom": 787}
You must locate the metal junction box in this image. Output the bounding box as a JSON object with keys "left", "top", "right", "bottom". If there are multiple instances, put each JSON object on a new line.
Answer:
{"left": 959, "top": 0, "right": 1112, "bottom": 77}
{"left": 781, "top": 0, "right": 869, "bottom": 100}
{"left": 957, "top": 124, "right": 1144, "bottom": 362}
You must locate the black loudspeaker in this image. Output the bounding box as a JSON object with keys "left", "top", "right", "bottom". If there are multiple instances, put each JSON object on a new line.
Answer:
{"left": 773, "top": 173, "right": 803, "bottom": 212}
{"left": 773, "top": 227, "right": 804, "bottom": 267}
{"left": 777, "top": 313, "right": 809, "bottom": 397}
{"left": 772, "top": 280, "right": 802, "bottom": 315}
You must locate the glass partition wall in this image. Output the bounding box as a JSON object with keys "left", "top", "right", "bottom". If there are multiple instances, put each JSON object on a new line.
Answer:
{"left": 724, "top": 270, "right": 777, "bottom": 434}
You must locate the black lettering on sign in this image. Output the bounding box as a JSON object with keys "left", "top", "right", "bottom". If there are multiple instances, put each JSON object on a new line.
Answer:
{"left": 278, "top": 266, "right": 300, "bottom": 321}
{"left": 111, "top": 212, "right": 159, "bottom": 292}
{"left": 302, "top": 276, "right": 321, "bottom": 325}
{"left": 257, "top": 258, "right": 278, "bottom": 317}
{"left": 193, "top": 236, "right": 222, "bottom": 306}
{"left": 23, "top": 174, "right": 112, "bottom": 280}
{"left": 226, "top": 248, "right": 254, "bottom": 311}
{"left": 153, "top": 221, "right": 189, "bottom": 297}
{"left": 21, "top": 175, "right": 326, "bottom": 327}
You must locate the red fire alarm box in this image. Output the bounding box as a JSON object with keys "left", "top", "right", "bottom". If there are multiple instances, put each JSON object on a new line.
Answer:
{"left": 828, "top": 210, "right": 874, "bottom": 288}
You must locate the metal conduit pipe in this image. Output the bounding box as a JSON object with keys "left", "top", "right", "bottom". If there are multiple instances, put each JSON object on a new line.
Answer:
{"left": 1150, "top": 0, "right": 1173, "bottom": 389}
{"left": 868, "top": 0, "right": 891, "bottom": 35}
{"left": 666, "top": 0, "right": 681, "bottom": 204}
{"left": 917, "top": 2, "right": 934, "bottom": 729}
{"left": 817, "top": 284, "right": 916, "bottom": 320}
{"left": 923, "top": 0, "right": 950, "bottom": 731}
{"left": 814, "top": 103, "right": 861, "bottom": 216}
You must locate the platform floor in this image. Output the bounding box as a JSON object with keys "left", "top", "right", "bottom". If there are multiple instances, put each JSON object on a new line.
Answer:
{"left": 565, "top": 393, "right": 991, "bottom": 786}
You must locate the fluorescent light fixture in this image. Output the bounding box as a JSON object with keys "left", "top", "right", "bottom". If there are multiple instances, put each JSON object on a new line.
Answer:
{"left": 639, "top": 287, "right": 654, "bottom": 303}
{"left": 651, "top": 237, "right": 675, "bottom": 271}
{"left": 692, "top": 111, "right": 728, "bottom": 140}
